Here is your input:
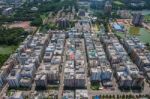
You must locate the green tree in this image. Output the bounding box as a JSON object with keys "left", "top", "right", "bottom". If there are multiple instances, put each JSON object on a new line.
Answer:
{"left": 30, "top": 17, "right": 42, "bottom": 26}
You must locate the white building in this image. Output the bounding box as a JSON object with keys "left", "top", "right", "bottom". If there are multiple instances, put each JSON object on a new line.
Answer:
{"left": 62, "top": 90, "right": 74, "bottom": 99}
{"left": 3, "top": 91, "right": 24, "bottom": 99}
{"left": 75, "top": 74, "right": 86, "bottom": 88}
{"left": 75, "top": 90, "right": 88, "bottom": 99}
{"left": 35, "top": 74, "right": 47, "bottom": 88}
{"left": 20, "top": 77, "right": 32, "bottom": 88}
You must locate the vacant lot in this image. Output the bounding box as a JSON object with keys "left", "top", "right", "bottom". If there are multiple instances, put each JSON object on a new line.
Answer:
{"left": 9, "top": 21, "right": 31, "bottom": 29}
{"left": 115, "top": 27, "right": 150, "bottom": 44}
{"left": 7, "top": 21, "right": 37, "bottom": 33}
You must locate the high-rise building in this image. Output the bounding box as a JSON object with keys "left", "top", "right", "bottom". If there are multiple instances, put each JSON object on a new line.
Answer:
{"left": 132, "top": 13, "right": 143, "bottom": 26}
{"left": 104, "top": 1, "right": 112, "bottom": 14}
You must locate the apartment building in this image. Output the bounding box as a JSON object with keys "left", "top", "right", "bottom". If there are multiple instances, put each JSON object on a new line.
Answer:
{"left": 84, "top": 32, "right": 113, "bottom": 88}
{"left": 101, "top": 33, "right": 144, "bottom": 89}
{"left": 123, "top": 37, "right": 150, "bottom": 83}
{"left": 64, "top": 67, "right": 75, "bottom": 88}
{"left": 35, "top": 74, "right": 47, "bottom": 88}
{"left": 75, "top": 74, "right": 86, "bottom": 88}
{"left": 20, "top": 77, "right": 32, "bottom": 88}
{"left": 7, "top": 69, "right": 21, "bottom": 88}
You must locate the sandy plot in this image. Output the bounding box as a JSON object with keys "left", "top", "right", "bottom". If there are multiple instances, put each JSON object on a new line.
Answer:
{"left": 8, "top": 21, "right": 37, "bottom": 32}
{"left": 9, "top": 21, "right": 31, "bottom": 29}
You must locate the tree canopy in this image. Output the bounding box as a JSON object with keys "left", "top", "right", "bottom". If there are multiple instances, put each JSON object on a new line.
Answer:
{"left": 0, "top": 26, "right": 28, "bottom": 45}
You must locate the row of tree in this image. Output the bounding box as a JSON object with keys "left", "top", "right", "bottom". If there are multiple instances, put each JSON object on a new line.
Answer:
{"left": 95, "top": 94, "right": 150, "bottom": 99}
{"left": 112, "top": 0, "right": 150, "bottom": 10}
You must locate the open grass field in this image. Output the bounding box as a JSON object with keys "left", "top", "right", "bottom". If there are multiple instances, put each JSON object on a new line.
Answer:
{"left": 144, "top": 14, "right": 150, "bottom": 22}
{"left": 137, "top": 28, "right": 150, "bottom": 44}
{"left": 115, "top": 27, "right": 150, "bottom": 44}
{"left": 129, "top": 27, "right": 150, "bottom": 43}
{"left": 0, "top": 45, "right": 16, "bottom": 66}
{"left": 0, "top": 45, "right": 17, "bottom": 55}
{"left": 114, "top": 32, "right": 125, "bottom": 38}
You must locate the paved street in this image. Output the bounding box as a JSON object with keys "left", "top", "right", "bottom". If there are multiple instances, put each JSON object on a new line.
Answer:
{"left": 58, "top": 39, "right": 66, "bottom": 99}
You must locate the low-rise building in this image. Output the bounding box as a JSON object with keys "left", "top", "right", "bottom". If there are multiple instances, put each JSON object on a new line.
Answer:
{"left": 35, "top": 74, "right": 47, "bottom": 88}
{"left": 62, "top": 90, "right": 75, "bottom": 99}
{"left": 2, "top": 91, "right": 24, "bottom": 99}
{"left": 20, "top": 77, "right": 32, "bottom": 88}
{"left": 43, "top": 52, "right": 53, "bottom": 63}
{"left": 75, "top": 90, "right": 88, "bottom": 99}
{"left": 64, "top": 68, "right": 75, "bottom": 88}
{"left": 75, "top": 74, "right": 86, "bottom": 88}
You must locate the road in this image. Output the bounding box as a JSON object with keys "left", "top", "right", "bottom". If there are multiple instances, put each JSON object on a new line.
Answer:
{"left": 58, "top": 39, "right": 66, "bottom": 99}
{"left": 142, "top": 22, "right": 150, "bottom": 31}
{"left": 81, "top": 38, "right": 89, "bottom": 90}
{"left": 0, "top": 83, "right": 9, "bottom": 98}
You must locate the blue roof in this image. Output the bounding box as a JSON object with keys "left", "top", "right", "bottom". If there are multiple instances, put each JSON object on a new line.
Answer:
{"left": 94, "top": 96, "right": 100, "bottom": 99}
{"left": 63, "top": 96, "right": 67, "bottom": 99}
{"left": 113, "top": 23, "right": 123, "bottom": 30}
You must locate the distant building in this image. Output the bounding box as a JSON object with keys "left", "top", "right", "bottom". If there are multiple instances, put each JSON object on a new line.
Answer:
{"left": 117, "top": 10, "right": 131, "bottom": 19}
{"left": 123, "top": 0, "right": 141, "bottom": 3}
{"left": 6, "top": 0, "right": 23, "bottom": 8}
{"left": 132, "top": 13, "right": 144, "bottom": 26}
{"left": 104, "top": 1, "right": 112, "bottom": 14}
{"left": 123, "top": 0, "right": 145, "bottom": 8}
{"left": 78, "top": 0, "right": 90, "bottom": 1}
{"left": 56, "top": 18, "right": 69, "bottom": 29}
{"left": 2, "top": 7, "right": 13, "bottom": 16}
{"left": 30, "top": 0, "right": 51, "bottom": 3}
{"left": 78, "top": 10, "right": 85, "bottom": 16}
{"left": 31, "top": 7, "right": 38, "bottom": 12}
{"left": 90, "top": 0, "right": 105, "bottom": 9}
